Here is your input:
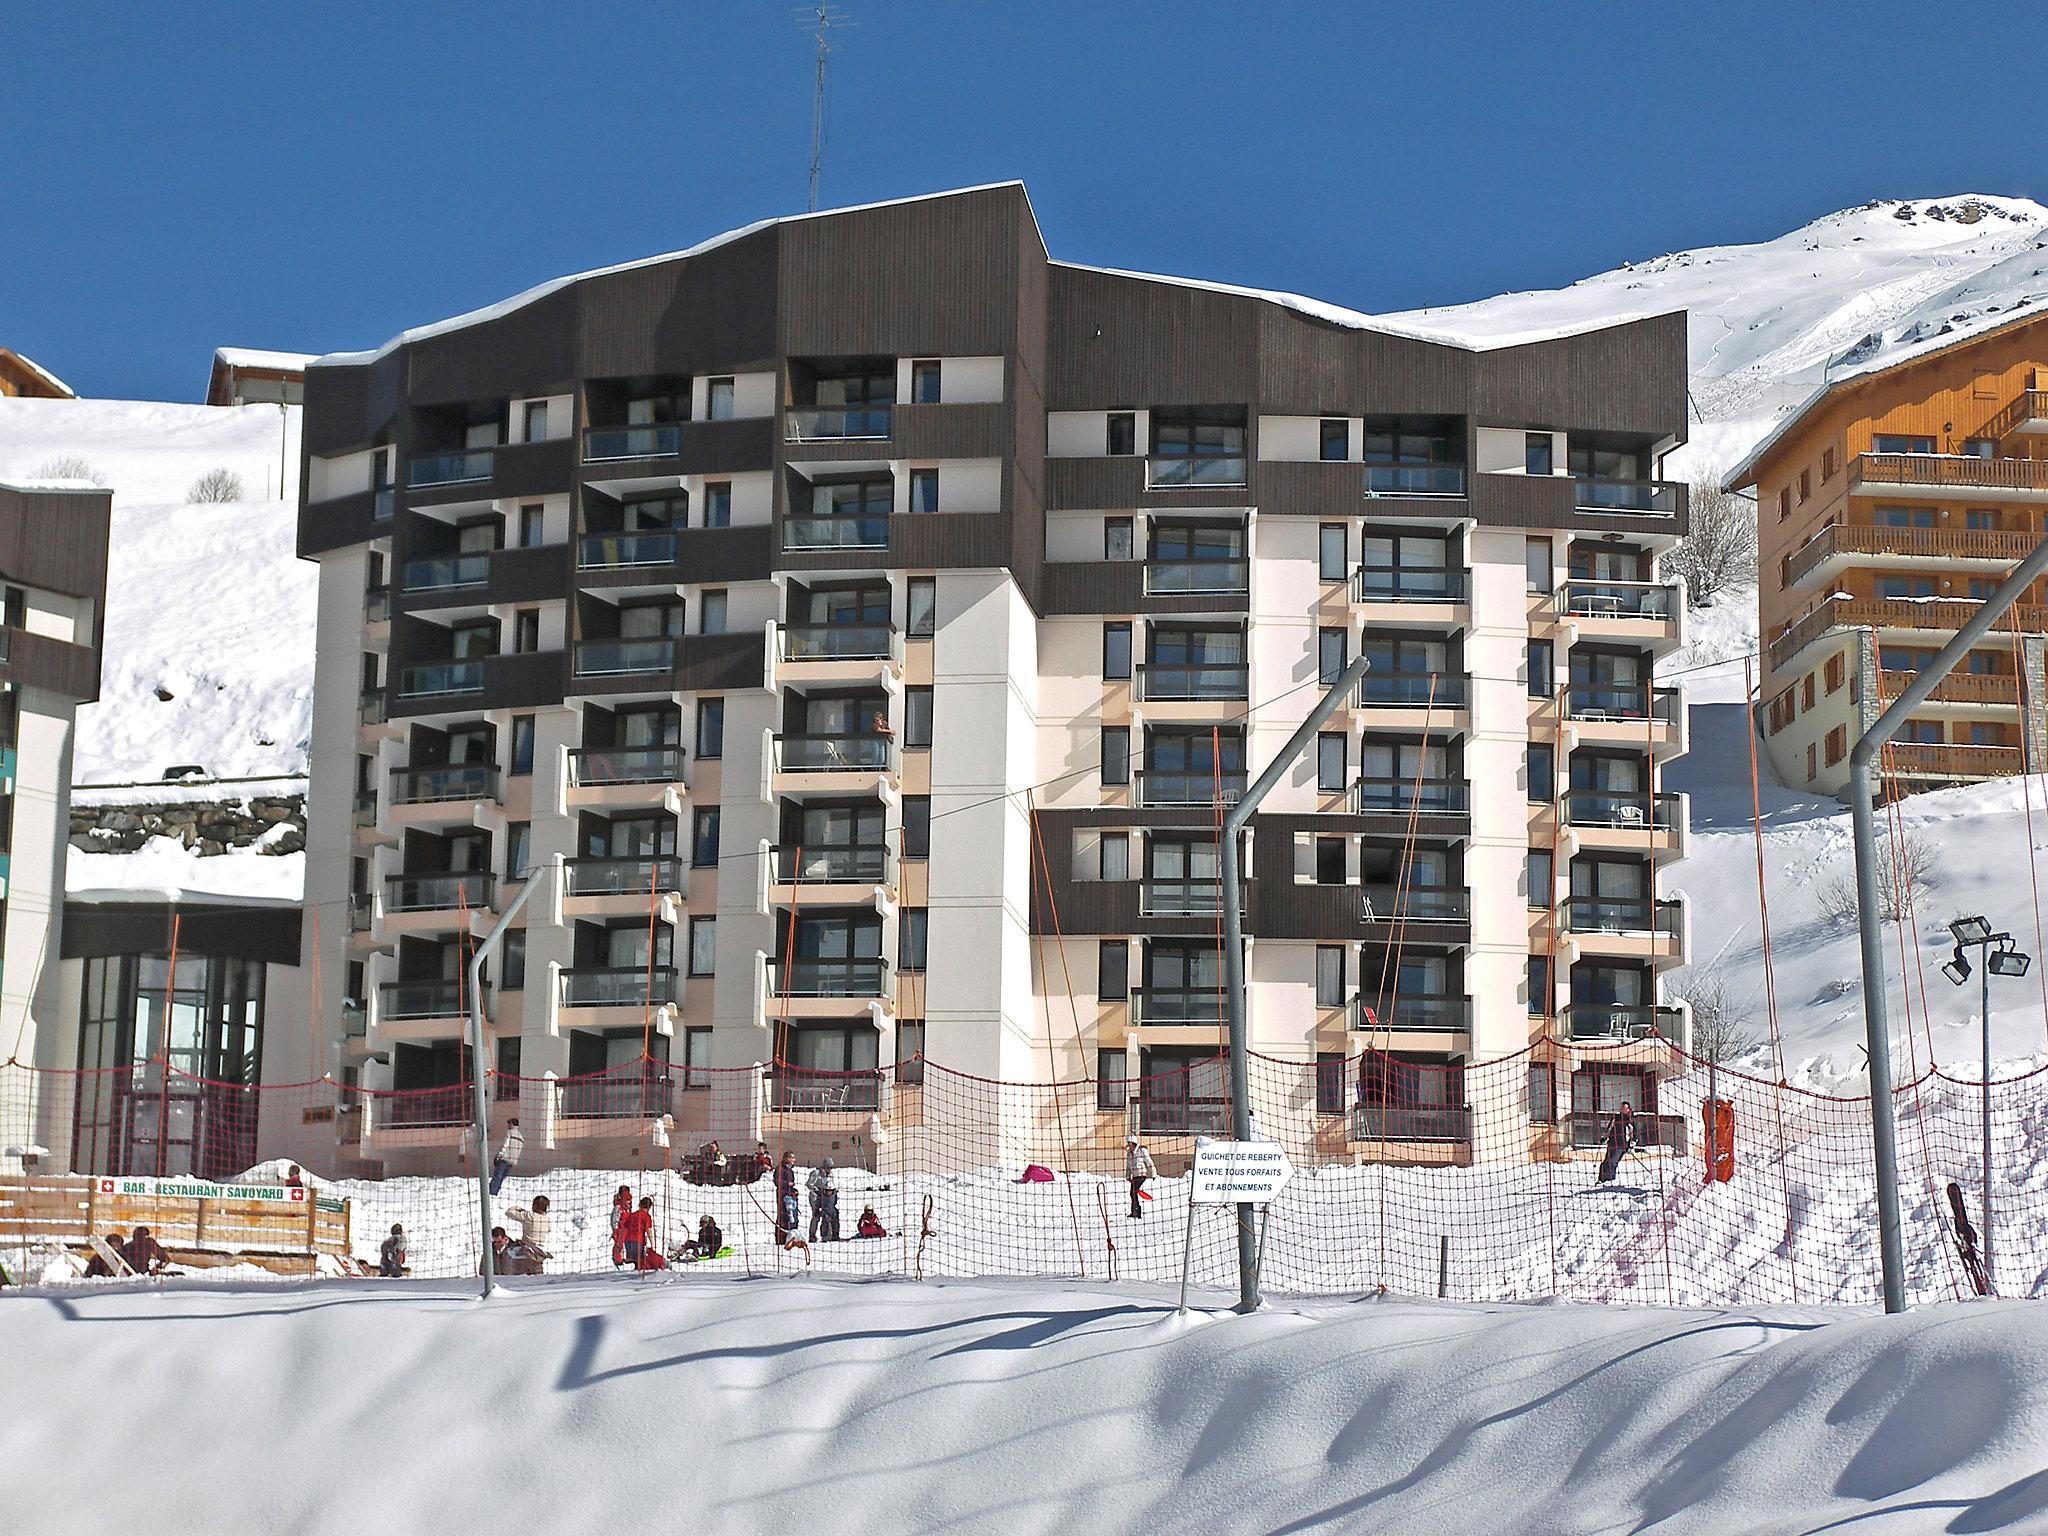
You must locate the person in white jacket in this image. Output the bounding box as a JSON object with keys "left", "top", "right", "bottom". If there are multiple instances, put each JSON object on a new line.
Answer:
{"left": 1125, "top": 1136, "right": 1157, "bottom": 1219}
{"left": 491, "top": 1119, "right": 524, "bottom": 1195}
{"left": 502, "top": 1194, "right": 551, "bottom": 1274}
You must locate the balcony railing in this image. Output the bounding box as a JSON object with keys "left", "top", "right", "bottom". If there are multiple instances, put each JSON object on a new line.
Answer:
{"left": 1573, "top": 478, "right": 1680, "bottom": 514}
{"left": 381, "top": 1087, "right": 471, "bottom": 1128}
{"left": 389, "top": 763, "right": 500, "bottom": 806}
{"left": 786, "top": 406, "right": 893, "bottom": 442}
{"left": 1354, "top": 673, "right": 1467, "bottom": 709}
{"left": 372, "top": 487, "right": 396, "bottom": 523}
{"left": 1783, "top": 523, "right": 2040, "bottom": 587}
{"left": 1138, "top": 1098, "right": 1232, "bottom": 1135}
{"left": 1142, "top": 558, "right": 1251, "bottom": 595}
{"left": 1349, "top": 994, "right": 1472, "bottom": 1033}
{"left": 1564, "top": 1003, "right": 1684, "bottom": 1042}
{"left": 567, "top": 745, "right": 685, "bottom": 787}
{"left": 398, "top": 661, "right": 485, "bottom": 698}
{"left": 1352, "top": 566, "right": 1466, "bottom": 603}
{"left": 1359, "top": 884, "right": 1468, "bottom": 923}
{"left": 402, "top": 554, "right": 490, "bottom": 593}
{"left": 558, "top": 1064, "right": 678, "bottom": 1120}
{"left": 1556, "top": 580, "right": 1677, "bottom": 620}
{"left": 784, "top": 515, "right": 888, "bottom": 551}
{"left": 1146, "top": 454, "right": 1247, "bottom": 489}
{"left": 1137, "top": 878, "right": 1239, "bottom": 917}
{"left": 563, "top": 855, "right": 683, "bottom": 897}
{"left": 347, "top": 896, "right": 374, "bottom": 934}
{"left": 781, "top": 623, "right": 897, "bottom": 662}
{"left": 1563, "top": 684, "right": 1681, "bottom": 725}
{"left": 352, "top": 790, "right": 377, "bottom": 828}
{"left": 583, "top": 425, "right": 680, "bottom": 462}
{"left": 408, "top": 450, "right": 494, "bottom": 488}
{"left": 1561, "top": 896, "right": 1682, "bottom": 937}
{"left": 1350, "top": 1104, "right": 1472, "bottom": 1142}
{"left": 378, "top": 979, "right": 479, "bottom": 1021}
{"left": 768, "top": 957, "right": 891, "bottom": 997}
{"left": 1562, "top": 791, "right": 1680, "bottom": 831}
{"left": 363, "top": 587, "right": 390, "bottom": 623}
{"left": 1768, "top": 596, "right": 2048, "bottom": 673}
{"left": 1363, "top": 463, "right": 1466, "bottom": 498}
{"left": 1136, "top": 769, "right": 1246, "bottom": 807}
{"left": 384, "top": 871, "right": 495, "bottom": 914}
{"left": 771, "top": 1067, "right": 882, "bottom": 1112}
{"left": 1877, "top": 669, "right": 2021, "bottom": 707}
{"left": 1134, "top": 662, "right": 1250, "bottom": 701}
{"left": 574, "top": 637, "right": 676, "bottom": 677}
{"left": 1567, "top": 1111, "right": 1687, "bottom": 1153}
{"left": 774, "top": 734, "right": 897, "bottom": 774}
{"left": 1882, "top": 742, "right": 2027, "bottom": 779}
{"left": 775, "top": 845, "right": 892, "bottom": 884}
{"left": 579, "top": 531, "right": 677, "bottom": 570}
{"left": 1851, "top": 451, "right": 2048, "bottom": 494}
{"left": 1350, "top": 777, "right": 1469, "bottom": 814}
{"left": 560, "top": 965, "right": 682, "bottom": 1008}
{"left": 1131, "top": 987, "right": 1226, "bottom": 1027}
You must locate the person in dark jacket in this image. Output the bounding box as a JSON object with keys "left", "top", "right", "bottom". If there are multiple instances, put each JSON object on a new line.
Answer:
{"left": 741, "top": 1141, "right": 772, "bottom": 1184}
{"left": 483, "top": 1226, "right": 511, "bottom": 1275}
{"left": 680, "top": 1214, "right": 724, "bottom": 1259}
{"left": 125, "top": 1226, "right": 170, "bottom": 1275}
{"left": 83, "top": 1233, "right": 128, "bottom": 1277}
{"left": 774, "top": 1151, "right": 801, "bottom": 1244}
{"left": 617, "top": 1196, "right": 656, "bottom": 1268}
{"left": 1597, "top": 1103, "right": 1638, "bottom": 1184}
{"left": 378, "top": 1223, "right": 408, "bottom": 1277}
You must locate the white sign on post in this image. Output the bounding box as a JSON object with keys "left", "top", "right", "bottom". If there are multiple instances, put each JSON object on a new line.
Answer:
{"left": 1189, "top": 1139, "right": 1295, "bottom": 1206}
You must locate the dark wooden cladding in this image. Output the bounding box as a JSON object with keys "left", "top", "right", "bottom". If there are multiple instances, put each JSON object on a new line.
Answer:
{"left": 63, "top": 899, "right": 302, "bottom": 966}
{"left": 1045, "top": 455, "right": 1259, "bottom": 513}
{"left": 1038, "top": 562, "right": 1247, "bottom": 618}
{"left": 0, "top": 485, "right": 112, "bottom": 603}
{"left": 576, "top": 226, "right": 781, "bottom": 381}
{"left": 676, "top": 631, "right": 765, "bottom": 692}
{"left": 300, "top": 489, "right": 385, "bottom": 558}
{"left": 1046, "top": 264, "right": 1261, "bottom": 406}
{"left": 488, "top": 544, "right": 573, "bottom": 606}
{"left": 776, "top": 514, "right": 1010, "bottom": 576}
{"left": 672, "top": 418, "right": 776, "bottom": 477}
{"left": 676, "top": 524, "right": 775, "bottom": 585}
{"left": 483, "top": 650, "right": 568, "bottom": 711}
{"left": 2, "top": 627, "right": 102, "bottom": 703}
{"left": 1247, "top": 813, "right": 1471, "bottom": 943}
{"left": 1470, "top": 473, "right": 1690, "bottom": 537}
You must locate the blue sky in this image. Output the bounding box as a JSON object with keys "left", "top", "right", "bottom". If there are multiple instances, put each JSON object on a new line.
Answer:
{"left": 5, "top": 1, "right": 2037, "bottom": 402}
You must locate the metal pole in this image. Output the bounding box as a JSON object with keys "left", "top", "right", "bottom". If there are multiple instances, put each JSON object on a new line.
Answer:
{"left": 1982, "top": 951, "right": 1994, "bottom": 1294}
{"left": 1222, "top": 654, "right": 1371, "bottom": 1312}
{"left": 1849, "top": 531, "right": 2048, "bottom": 1313}
{"left": 466, "top": 857, "right": 554, "bottom": 1299}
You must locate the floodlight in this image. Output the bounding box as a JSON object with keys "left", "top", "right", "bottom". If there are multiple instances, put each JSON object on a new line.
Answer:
{"left": 1951, "top": 915, "right": 1995, "bottom": 945}
{"left": 1990, "top": 947, "right": 2032, "bottom": 978}
{"left": 1942, "top": 948, "right": 1972, "bottom": 986}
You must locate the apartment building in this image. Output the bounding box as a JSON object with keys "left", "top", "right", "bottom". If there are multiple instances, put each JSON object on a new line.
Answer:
{"left": 1736, "top": 310, "right": 2048, "bottom": 797}
{"left": 0, "top": 479, "right": 112, "bottom": 1167}
{"left": 282, "top": 183, "right": 1692, "bottom": 1175}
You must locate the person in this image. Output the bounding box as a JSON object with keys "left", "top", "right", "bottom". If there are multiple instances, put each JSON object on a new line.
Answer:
{"left": 1597, "top": 1102, "right": 1638, "bottom": 1185}
{"left": 855, "top": 1205, "right": 887, "bottom": 1240}
{"left": 617, "top": 1196, "right": 656, "bottom": 1269}
{"left": 504, "top": 1193, "right": 551, "bottom": 1274}
{"left": 740, "top": 1140, "right": 772, "bottom": 1184}
{"left": 680, "top": 1214, "right": 724, "bottom": 1259}
{"left": 483, "top": 1226, "right": 511, "bottom": 1275}
{"left": 491, "top": 1118, "right": 524, "bottom": 1196}
{"left": 379, "top": 1223, "right": 408, "bottom": 1278}
{"left": 807, "top": 1157, "right": 840, "bottom": 1242}
{"left": 1126, "top": 1135, "right": 1157, "bottom": 1219}
{"left": 284, "top": 1164, "right": 305, "bottom": 1190}
{"left": 774, "top": 1151, "right": 800, "bottom": 1245}
{"left": 870, "top": 709, "right": 894, "bottom": 741}
{"left": 609, "top": 1185, "right": 634, "bottom": 1267}
{"left": 695, "top": 1140, "right": 727, "bottom": 1186}
{"left": 125, "top": 1225, "right": 170, "bottom": 1275}
{"left": 83, "top": 1232, "right": 129, "bottom": 1277}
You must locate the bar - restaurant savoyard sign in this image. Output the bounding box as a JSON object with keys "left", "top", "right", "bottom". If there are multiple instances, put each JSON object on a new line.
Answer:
{"left": 95, "top": 1176, "right": 344, "bottom": 1213}
{"left": 1188, "top": 1140, "right": 1295, "bottom": 1206}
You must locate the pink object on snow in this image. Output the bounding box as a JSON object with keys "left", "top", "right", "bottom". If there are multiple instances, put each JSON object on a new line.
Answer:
{"left": 1015, "top": 1164, "right": 1055, "bottom": 1183}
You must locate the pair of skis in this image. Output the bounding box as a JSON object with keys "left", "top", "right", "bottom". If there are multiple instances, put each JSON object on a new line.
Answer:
{"left": 1946, "top": 1182, "right": 1991, "bottom": 1297}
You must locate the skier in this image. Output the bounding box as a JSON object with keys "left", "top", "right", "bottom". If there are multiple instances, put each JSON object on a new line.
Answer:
{"left": 1126, "top": 1135, "right": 1157, "bottom": 1218}
{"left": 609, "top": 1184, "right": 634, "bottom": 1266}
{"left": 774, "top": 1151, "right": 801, "bottom": 1244}
{"left": 1597, "top": 1102, "right": 1637, "bottom": 1184}
{"left": 378, "top": 1223, "right": 408, "bottom": 1277}
{"left": 617, "top": 1196, "right": 656, "bottom": 1269}
{"left": 808, "top": 1157, "right": 840, "bottom": 1242}
{"left": 503, "top": 1193, "right": 551, "bottom": 1273}
{"left": 491, "top": 1118, "right": 524, "bottom": 1196}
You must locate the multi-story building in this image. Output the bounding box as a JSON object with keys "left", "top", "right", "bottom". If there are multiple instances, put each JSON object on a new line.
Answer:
{"left": 283, "top": 183, "right": 1692, "bottom": 1175}
{"left": 0, "top": 478, "right": 111, "bottom": 1166}
{"left": 1736, "top": 311, "right": 2048, "bottom": 797}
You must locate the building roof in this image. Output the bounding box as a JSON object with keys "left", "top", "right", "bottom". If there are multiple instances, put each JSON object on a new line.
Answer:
{"left": 0, "top": 348, "right": 74, "bottom": 398}
{"left": 213, "top": 347, "right": 316, "bottom": 374}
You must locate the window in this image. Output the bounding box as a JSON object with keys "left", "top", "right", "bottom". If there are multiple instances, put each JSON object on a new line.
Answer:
{"left": 688, "top": 917, "right": 717, "bottom": 977}
{"left": 1097, "top": 1048, "right": 1126, "bottom": 1111}
{"left": 1873, "top": 434, "right": 1935, "bottom": 455}
{"left": 513, "top": 609, "right": 540, "bottom": 653}
{"left": 706, "top": 377, "right": 735, "bottom": 421}
{"left": 1527, "top": 744, "right": 1554, "bottom": 803}
{"left": 1101, "top": 726, "right": 1130, "bottom": 787}
{"left": 495, "top": 1036, "right": 522, "bottom": 1099}
{"left": 1962, "top": 437, "right": 1995, "bottom": 459}
{"left": 1319, "top": 418, "right": 1349, "bottom": 461}
{"left": 1318, "top": 628, "right": 1347, "bottom": 686}
{"left": 699, "top": 590, "right": 728, "bottom": 635}
{"left": 1528, "top": 1063, "right": 1557, "bottom": 1124}
{"left": 1106, "top": 412, "right": 1136, "bottom": 456}
{"left": 910, "top": 360, "right": 941, "bottom": 404}
{"left": 1099, "top": 831, "right": 1130, "bottom": 882}
{"left": 1525, "top": 537, "right": 1552, "bottom": 595}
{"left": 1105, "top": 517, "right": 1136, "bottom": 561}
{"left": 908, "top": 468, "right": 939, "bottom": 513}
{"left": 1824, "top": 725, "right": 1847, "bottom": 767}
{"left": 1315, "top": 836, "right": 1345, "bottom": 886}
{"left": 1317, "top": 1053, "right": 1348, "bottom": 1115}
{"left": 899, "top": 910, "right": 928, "bottom": 973}
{"left": 1874, "top": 506, "right": 1935, "bottom": 528}
{"left": 1317, "top": 732, "right": 1346, "bottom": 792}
{"left": 1767, "top": 689, "right": 1795, "bottom": 733}
{"left": 901, "top": 797, "right": 930, "bottom": 859}
{"left": 1822, "top": 448, "right": 1837, "bottom": 480}
{"left": 1969, "top": 578, "right": 1996, "bottom": 600}
{"left": 1527, "top": 955, "right": 1550, "bottom": 1016}
{"left": 1525, "top": 433, "right": 1554, "bottom": 476}
{"left": 905, "top": 686, "right": 933, "bottom": 748}
{"left": 1798, "top": 469, "right": 1811, "bottom": 503}
{"left": 907, "top": 578, "right": 937, "bottom": 637}
{"left": 1806, "top": 743, "right": 1817, "bottom": 780}
{"left": 1903, "top": 719, "right": 1943, "bottom": 745}
{"left": 1966, "top": 509, "right": 2002, "bottom": 531}
{"left": 1776, "top": 489, "right": 1790, "bottom": 521}
{"left": 691, "top": 808, "right": 720, "bottom": 867}
{"left": 505, "top": 821, "right": 531, "bottom": 882}
{"left": 1971, "top": 723, "right": 2005, "bottom": 746}
{"left": 510, "top": 715, "right": 535, "bottom": 776}
{"left": 703, "top": 482, "right": 732, "bottom": 528}
{"left": 1801, "top": 674, "right": 1815, "bottom": 711}
{"left": 1103, "top": 623, "right": 1132, "bottom": 681}
{"left": 1527, "top": 640, "right": 1553, "bottom": 700}
{"left": 682, "top": 1027, "right": 713, "bottom": 1088}
{"left": 1316, "top": 946, "right": 1345, "bottom": 1009}
{"left": 696, "top": 699, "right": 724, "bottom": 759}
{"left": 1097, "top": 940, "right": 1128, "bottom": 1000}
{"left": 503, "top": 930, "right": 527, "bottom": 992}
{"left": 518, "top": 504, "right": 545, "bottom": 548}
{"left": 1824, "top": 654, "right": 1845, "bottom": 694}
{"left": 523, "top": 400, "right": 549, "bottom": 442}
{"left": 1319, "top": 523, "right": 1347, "bottom": 582}
{"left": 1528, "top": 849, "right": 1553, "bottom": 909}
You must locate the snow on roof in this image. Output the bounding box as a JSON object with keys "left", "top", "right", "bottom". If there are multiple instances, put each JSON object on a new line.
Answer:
{"left": 213, "top": 347, "right": 316, "bottom": 373}
{"left": 0, "top": 348, "right": 73, "bottom": 397}
{"left": 0, "top": 475, "right": 106, "bottom": 494}
{"left": 67, "top": 837, "right": 303, "bottom": 906}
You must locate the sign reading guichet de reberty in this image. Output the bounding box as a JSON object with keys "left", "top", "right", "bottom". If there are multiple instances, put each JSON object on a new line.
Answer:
{"left": 95, "top": 1175, "right": 345, "bottom": 1214}
{"left": 1188, "top": 1140, "right": 1295, "bottom": 1206}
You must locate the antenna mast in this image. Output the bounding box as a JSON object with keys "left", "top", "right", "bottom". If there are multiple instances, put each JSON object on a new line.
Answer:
{"left": 803, "top": 4, "right": 852, "bottom": 211}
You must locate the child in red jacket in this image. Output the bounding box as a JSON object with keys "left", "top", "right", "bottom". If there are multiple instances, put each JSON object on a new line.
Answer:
{"left": 609, "top": 1185, "right": 634, "bottom": 1267}
{"left": 617, "top": 1196, "right": 656, "bottom": 1269}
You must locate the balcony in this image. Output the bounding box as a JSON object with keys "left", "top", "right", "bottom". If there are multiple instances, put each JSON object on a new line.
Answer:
{"left": 351, "top": 790, "right": 377, "bottom": 828}
{"left": 1364, "top": 463, "right": 1466, "bottom": 499}
{"left": 1353, "top": 673, "right": 1467, "bottom": 710}
{"left": 1783, "top": 522, "right": 2041, "bottom": 590}
{"left": 1562, "top": 684, "right": 1681, "bottom": 725}
{"left": 1138, "top": 1097, "right": 1231, "bottom": 1136}
{"left": 1142, "top": 558, "right": 1250, "bottom": 597}
{"left": 1573, "top": 478, "right": 1681, "bottom": 515}
{"left": 774, "top": 845, "right": 893, "bottom": 885}
{"left": 378, "top": 979, "right": 478, "bottom": 1023}
{"left": 767, "top": 957, "right": 892, "bottom": 998}
{"left": 407, "top": 450, "right": 494, "bottom": 489}
{"left": 583, "top": 425, "right": 681, "bottom": 462}
{"left": 1567, "top": 1111, "right": 1687, "bottom": 1154}
{"left": 1137, "top": 878, "right": 1237, "bottom": 917}
{"left": 1561, "top": 896, "right": 1682, "bottom": 938}
{"left": 347, "top": 896, "right": 374, "bottom": 935}
{"left": 397, "top": 660, "right": 485, "bottom": 699}
{"left": 1359, "top": 884, "right": 1468, "bottom": 923}
{"left": 363, "top": 586, "right": 390, "bottom": 624}
{"left": 1768, "top": 596, "right": 2048, "bottom": 674}
{"left": 389, "top": 763, "right": 501, "bottom": 806}
{"left": 1352, "top": 566, "right": 1467, "bottom": 604}
{"left": 401, "top": 554, "right": 490, "bottom": 594}
{"left": 1851, "top": 451, "right": 2048, "bottom": 498}
{"left": 358, "top": 683, "right": 389, "bottom": 726}
{"left": 1564, "top": 1003, "right": 1685, "bottom": 1043}
{"left": 774, "top": 734, "right": 897, "bottom": 775}
{"left": 1877, "top": 669, "right": 2021, "bottom": 708}
{"left": 560, "top": 965, "right": 682, "bottom": 1009}
{"left": 557, "top": 1063, "right": 679, "bottom": 1121}
{"left": 1146, "top": 454, "right": 1247, "bottom": 490}
{"left": 579, "top": 531, "right": 678, "bottom": 570}
{"left": 1349, "top": 994, "right": 1472, "bottom": 1033}
{"left": 1350, "top": 1104, "right": 1472, "bottom": 1142}
{"left": 780, "top": 623, "right": 900, "bottom": 665}
{"left": 1882, "top": 742, "right": 2028, "bottom": 780}
{"left": 1134, "top": 662, "right": 1250, "bottom": 702}
{"left": 384, "top": 871, "right": 495, "bottom": 915}
{"left": 1349, "top": 777, "right": 1469, "bottom": 816}
{"left": 784, "top": 515, "right": 888, "bottom": 551}
{"left": 1130, "top": 987, "right": 1225, "bottom": 1028}
{"left": 1135, "top": 769, "right": 1246, "bottom": 808}
{"left": 1556, "top": 581, "right": 1678, "bottom": 621}
{"left": 567, "top": 745, "right": 686, "bottom": 788}
{"left": 378, "top": 1087, "right": 472, "bottom": 1130}
{"left": 786, "top": 406, "right": 893, "bottom": 443}
{"left": 771, "top": 1066, "right": 882, "bottom": 1113}
{"left": 563, "top": 854, "right": 684, "bottom": 898}
{"left": 372, "top": 487, "right": 396, "bottom": 524}
{"left": 574, "top": 637, "right": 676, "bottom": 678}
{"left": 1562, "top": 791, "right": 1681, "bottom": 832}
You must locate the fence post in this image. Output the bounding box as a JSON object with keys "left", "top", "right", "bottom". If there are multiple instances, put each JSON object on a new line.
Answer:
{"left": 1437, "top": 1234, "right": 1449, "bottom": 1299}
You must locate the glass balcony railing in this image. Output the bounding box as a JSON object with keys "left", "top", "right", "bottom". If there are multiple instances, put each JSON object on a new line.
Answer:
{"left": 398, "top": 661, "right": 485, "bottom": 698}
{"left": 389, "top": 763, "right": 500, "bottom": 806}
{"left": 363, "top": 586, "right": 390, "bottom": 623}
{"left": 372, "top": 487, "right": 396, "bottom": 523}
{"left": 1137, "top": 878, "right": 1239, "bottom": 917}
{"left": 1350, "top": 1104, "right": 1471, "bottom": 1142}
{"left": 783, "top": 515, "right": 889, "bottom": 550}
{"left": 578, "top": 531, "right": 677, "bottom": 570}
{"left": 1563, "top": 684, "right": 1681, "bottom": 724}
{"left": 1363, "top": 463, "right": 1465, "bottom": 498}
{"left": 781, "top": 623, "right": 897, "bottom": 662}
{"left": 1136, "top": 769, "right": 1247, "bottom": 807}
{"left": 560, "top": 965, "right": 682, "bottom": 1008}
{"left": 1567, "top": 1111, "right": 1687, "bottom": 1153}
{"left": 1564, "top": 1003, "right": 1684, "bottom": 1042}
{"left": 558, "top": 1064, "right": 679, "bottom": 1121}
{"left": 1131, "top": 987, "right": 1226, "bottom": 1026}
{"left": 774, "top": 734, "right": 897, "bottom": 773}
{"left": 769, "top": 957, "right": 891, "bottom": 997}
{"left": 1354, "top": 673, "right": 1467, "bottom": 708}
{"left": 583, "top": 425, "right": 680, "bottom": 462}
{"left": 786, "top": 406, "right": 893, "bottom": 442}
{"left": 1146, "top": 454, "right": 1247, "bottom": 489}
{"left": 1561, "top": 791, "right": 1679, "bottom": 831}
{"left": 1138, "top": 1097, "right": 1233, "bottom": 1136}
{"left": 1556, "top": 580, "right": 1676, "bottom": 620}
{"left": 402, "top": 554, "right": 490, "bottom": 593}
{"left": 1142, "top": 559, "right": 1250, "bottom": 595}
{"left": 1349, "top": 994, "right": 1472, "bottom": 1032}
{"left": 1573, "top": 479, "right": 1680, "bottom": 515}
{"left": 1359, "top": 885, "right": 1468, "bottom": 923}
{"left": 563, "top": 854, "right": 682, "bottom": 897}
{"left": 408, "top": 450, "right": 494, "bottom": 488}
{"left": 1134, "top": 662, "right": 1250, "bottom": 702}
{"left": 1352, "top": 566, "right": 1466, "bottom": 602}
{"left": 358, "top": 688, "right": 388, "bottom": 725}
{"left": 352, "top": 790, "right": 377, "bottom": 827}
{"left": 1349, "top": 777, "right": 1469, "bottom": 814}
{"left": 384, "top": 871, "right": 494, "bottom": 913}
{"left": 566, "top": 745, "right": 686, "bottom": 787}
{"left": 1561, "top": 896, "right": 1682, "bottom": 937}
{"left": 771, "top": 1066, "right": 883, "bottom": 1112}
{"left": 347, "top": 896, "right": 374, "bottom": 934}
{"left": 574, "top": 637, "right": 676, "bottom": 677}
{"left": 774, "top": 845, "right": 892, "bottom": 884}
{"left": 378, "top": 980, "right": 479, "bottom": 1021}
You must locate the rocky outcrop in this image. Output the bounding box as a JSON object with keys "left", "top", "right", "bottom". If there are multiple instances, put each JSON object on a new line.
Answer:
{"left": 69, "top": 792, "right": 305, "bottom": 857}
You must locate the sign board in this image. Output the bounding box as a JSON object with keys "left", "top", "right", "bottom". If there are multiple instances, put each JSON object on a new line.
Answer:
{"left": 1188, "top": 1139, "right": 1294, "bottom": 1206}
{"left": 94, "top": 1175, "right": 345, "bottom": 1214}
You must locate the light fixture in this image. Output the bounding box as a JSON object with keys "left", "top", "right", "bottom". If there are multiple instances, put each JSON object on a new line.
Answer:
{"left": 1942, "top": 947, "right": 1973, "bottom": 986}
{"left": 1951, "top": 915, "right": 1995, "bottom": 945}
{"left": 1990, "top": 945, "right": 2032, "bottom": 978}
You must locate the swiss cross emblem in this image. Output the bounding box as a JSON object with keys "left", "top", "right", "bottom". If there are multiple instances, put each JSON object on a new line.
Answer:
{"left": 288, "top": 1188, "right": 306, "bottom": 1202}
{"left": 98, "top": 1179, "right": 115, "bottom": 1194}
